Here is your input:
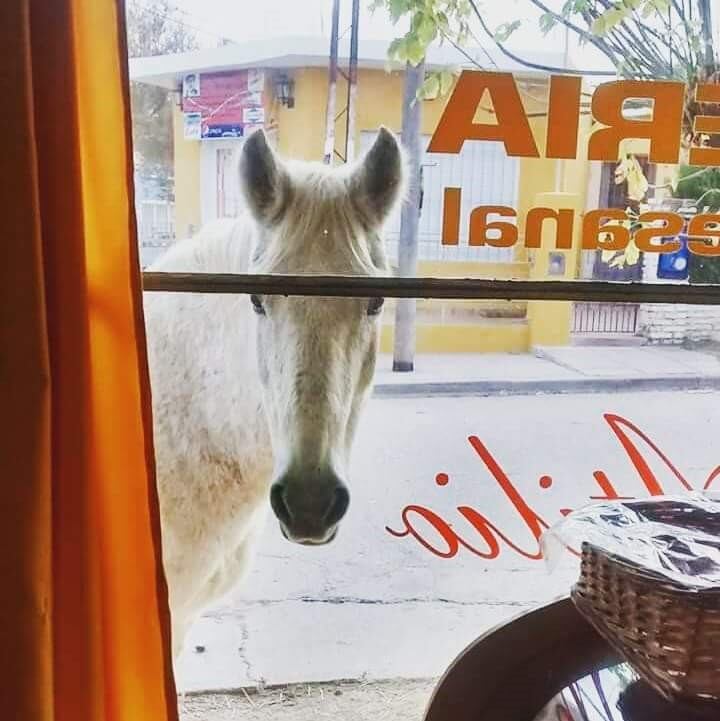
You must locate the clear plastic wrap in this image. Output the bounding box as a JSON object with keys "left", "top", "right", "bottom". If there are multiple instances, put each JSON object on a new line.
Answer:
{"left": 541, "top": 491, "right": 720, "bottom": 590}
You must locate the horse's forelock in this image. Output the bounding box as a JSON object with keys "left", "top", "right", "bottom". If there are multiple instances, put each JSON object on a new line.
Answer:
{"left": 253, "top": 163, "right": 387, "bottom": 275}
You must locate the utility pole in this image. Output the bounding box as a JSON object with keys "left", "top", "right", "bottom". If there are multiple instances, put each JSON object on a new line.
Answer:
{"left": 392, "top": 59, "right": 425, "bottom": 372}
{"left": 323, "top": 0, "right": 340, "bottom": 164}
{"left": 322, "top": 0, "right": 360, "bottom": 164}
{"left": 699, "top": 0, "right": 715, "bottom": 70}
{"left": 345, "top": 0, "right": 360, "bottom": 163}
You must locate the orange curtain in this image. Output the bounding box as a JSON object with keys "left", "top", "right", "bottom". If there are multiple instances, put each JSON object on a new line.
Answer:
{"left": 1, "top": 1, "right": 177, "bottom": 720}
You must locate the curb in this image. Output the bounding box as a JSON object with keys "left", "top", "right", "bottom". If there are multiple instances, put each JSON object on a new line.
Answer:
{"left": 372, "top": 376, "right": 720, "bottom": 398}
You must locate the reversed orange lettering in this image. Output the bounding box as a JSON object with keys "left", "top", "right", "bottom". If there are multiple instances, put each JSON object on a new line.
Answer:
{"left": 428, "top": 71, "right": 539, "bottom": 157}
{"left": 546, "top": 75, "right": 583, "bottom": 159}
{"left": 442, "top": 187, "right": 461, "bottom": 246}
{"left": 469, "top": 205, "right": 518, "bottom": 247}
{"left": 634, "top": 211, "right": 683, "bottom": 253}
{"left": 582, "top": 209, "right": 630, "bottom": 251}
{"left": 688, "top": 214, "right": 720, "bottom": 256}
{"left": 690, "top": 84, "right": 720, "bottom": 166}
{"left": 589, "top": 80, "right": 684, "bottom": 163}
{"left": 525, "top": 207, "right": 575, "bottom": 249}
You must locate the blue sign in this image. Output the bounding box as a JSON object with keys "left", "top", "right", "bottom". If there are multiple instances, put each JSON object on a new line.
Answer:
{"left": 203, "top": 124, "right": 244, "bottom": 139}
{"left": 657, "top": 232, "right": 690, "bottom": 280}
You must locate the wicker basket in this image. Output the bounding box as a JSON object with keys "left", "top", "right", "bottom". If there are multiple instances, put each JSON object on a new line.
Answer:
{"left": 572, "top": 539, "right": 720, "bottom": 704}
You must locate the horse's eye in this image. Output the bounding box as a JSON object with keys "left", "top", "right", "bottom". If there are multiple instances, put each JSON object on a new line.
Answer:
{"left": 250, "top": 294, "right": 265, "bottom": 315}
{"left": 367, "top": 297, "right": 384, "bottom": 316}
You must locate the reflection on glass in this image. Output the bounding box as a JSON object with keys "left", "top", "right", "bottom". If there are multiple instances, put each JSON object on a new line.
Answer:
{"left": 534, "top": 664, "right": 718, "bottom": 721}
{"left": 127, "top": 2, "right": 720, "bottom": 718}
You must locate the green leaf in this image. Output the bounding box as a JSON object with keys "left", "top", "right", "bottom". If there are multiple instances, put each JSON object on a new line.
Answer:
{"left": 640, "top": 0, "right": 669, "bottom": 16}
{"left": 405, "top": 36, "right": 426, "bottom": 66}
{"left": 419, "top": 73, "right": 441, "bottom": 100}
{"left": 439, "top": 69, "right": 455, "bottom": 95}
{"left": 436, "top": 11, "right": 451, "bottom": 35}
{"left": 494, "top": 20, "right": 521, "bottom": 43}
{"left": 539, "top": 12, "right": 557, "bottom": 35}
{"left": 416, "top": 12, "right": 437, "bottom": 45}
{"left": 387, "top": 37, "right": 406, "bottom": 62}
{"left": 388, "top": 0, "right": 411, "bottom": 22}
{"left": 591, "top": 15, "right": 607, "bottom": 35}
{"left": 563, "top": 0, "right": 590, "bottom": 15}
{"left": 603, "top": 7, "right": 628, "bottom": 30}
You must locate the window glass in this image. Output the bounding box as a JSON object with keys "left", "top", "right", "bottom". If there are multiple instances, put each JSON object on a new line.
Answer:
{"left": 128, "top": 2, "right": 720, "bottom": 718}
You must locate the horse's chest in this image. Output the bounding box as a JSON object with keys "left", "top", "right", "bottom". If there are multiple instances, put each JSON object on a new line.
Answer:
{"left": 159, "top": 449, "right": 272, "bottom": 603}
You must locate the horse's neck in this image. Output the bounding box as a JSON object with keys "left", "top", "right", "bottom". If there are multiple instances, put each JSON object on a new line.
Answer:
{"left": 145, "top": 216, "right": 267, "bottom": 458}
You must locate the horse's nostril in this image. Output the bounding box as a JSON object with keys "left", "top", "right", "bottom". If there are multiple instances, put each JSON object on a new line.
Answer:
{"left": 270, "top": 483, "right": 292, "bottom": 526}
{"left": 325, "top": 485, "right": 350, "bottom": 526}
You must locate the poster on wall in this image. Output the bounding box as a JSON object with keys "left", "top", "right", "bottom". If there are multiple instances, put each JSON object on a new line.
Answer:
{"left": 182, "top": 111, "right": 202, "bottom": 140}
{"left": 243, "top": 106, "right": 265, "bottom": 125}
{"left": 182, "top": 72, "right": 201, "bottom": 98}
{"left": 181, "top": 68, "right": 265, "bottom": 139}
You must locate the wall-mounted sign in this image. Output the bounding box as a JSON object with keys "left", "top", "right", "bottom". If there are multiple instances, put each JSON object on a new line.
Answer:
{"left": 181, "top": 69, "right": 264, "bottom": 139}
{"left": 243, "top": 106, "right": 265, "bottom": 125}
{"left": 183, "top": 111, "right": 202, "bottom": 140}
{"left": 656, "top": 233, "right": 690, "bottom": 280}
{"left": 203, "top": 124, "right": 244, "bottom": 139}
{"left": 548, "top": 252, "right": 566, "bottom": 276}
{"left": 182, "top": 72, "right": 201, "bottom": 98}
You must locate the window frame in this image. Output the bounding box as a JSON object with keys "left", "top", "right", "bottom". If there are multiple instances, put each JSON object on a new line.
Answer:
{"left": 141, "top": 272, "right": 720, "bottom": 305}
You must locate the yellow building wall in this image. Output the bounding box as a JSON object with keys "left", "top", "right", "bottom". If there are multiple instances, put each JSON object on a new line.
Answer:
{"left": 380, "top": 321, "right": 528, "bottom": 354}
{"left": 271, "top": 68, "right": 329, "bottom": 160}
{"left": 267, "top": 67, "right": 464, "bottom": 161}
{"left": 170, "top": 68, "right": 596, "bottom": 354}
{"left": 172, "top": 68, "right": 585, "bottom": 238}
{"left": 172, "top": 103, "right": 201, "bottom": 240}
{"left": 526, "top": 191, "right": 584, "bottom": 347}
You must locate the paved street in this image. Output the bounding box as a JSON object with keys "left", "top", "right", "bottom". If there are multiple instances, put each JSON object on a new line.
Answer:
{"left": 174, "top": 387, "right": 720, "bottom": 695}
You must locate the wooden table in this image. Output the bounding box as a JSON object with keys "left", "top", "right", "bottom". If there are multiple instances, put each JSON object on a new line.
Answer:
{"left": 423, "top": 596, "right": 719, "bottom": 721}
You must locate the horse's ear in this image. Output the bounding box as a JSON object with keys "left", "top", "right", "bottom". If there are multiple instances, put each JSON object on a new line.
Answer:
{"left": 239, "top": 129, "right": 290, "bottom": 224}
{"left": 350, "top": 126, "right": 405, "bottom": 227}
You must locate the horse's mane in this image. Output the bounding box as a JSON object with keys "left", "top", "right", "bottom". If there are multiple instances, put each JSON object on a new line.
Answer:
{"left": 148, "top": 217, "right": 252, "bottom": 274}
{"left": 253, "top": 160, "right": 389, "bottom": 275}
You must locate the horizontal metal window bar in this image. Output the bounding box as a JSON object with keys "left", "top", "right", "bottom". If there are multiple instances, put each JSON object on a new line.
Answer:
{"left": 141, "top": 273, "right": 720, "bottom": 305}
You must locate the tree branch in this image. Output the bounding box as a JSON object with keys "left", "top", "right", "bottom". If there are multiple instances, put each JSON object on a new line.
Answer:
{"left": 440, "top": 30, "right": 495, "bottom": 70}
{"left": 583, "top": 2, "right": 665, "bottom": 77}
{"left": 667, "top": 0, "right": 702, "bottom": 74}
{"left": 606, "top": 23, "right": 668, "bottom": 76}
{"left": 468, "top": 0, "right": 616, "bottom": 76}
{"left": 629, "top": 7, "right": 690, "bottom": 71}
{"left": 526, "top": 0, "right": 606, "bottom": 47}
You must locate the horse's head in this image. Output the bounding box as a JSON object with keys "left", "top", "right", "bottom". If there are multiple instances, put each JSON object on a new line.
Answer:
{"left": 238, "top": 128, "right": 404, "bottom": 545}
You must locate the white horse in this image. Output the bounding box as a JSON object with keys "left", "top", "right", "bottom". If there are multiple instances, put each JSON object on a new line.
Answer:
{"left": 143, "top": 128, "right": 404, "bottom": 657}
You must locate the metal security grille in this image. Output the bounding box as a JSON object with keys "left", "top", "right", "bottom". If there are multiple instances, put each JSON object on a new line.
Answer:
{"left": 572, "top": 302, "right": 639, "bottom": 334}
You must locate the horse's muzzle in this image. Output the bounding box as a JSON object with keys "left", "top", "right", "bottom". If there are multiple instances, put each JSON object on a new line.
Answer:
{"left": 270, "top": 473, "right": 349, "bottom": 545}
{"left": 279, "top": 524, "right": 338, "bottom": 546}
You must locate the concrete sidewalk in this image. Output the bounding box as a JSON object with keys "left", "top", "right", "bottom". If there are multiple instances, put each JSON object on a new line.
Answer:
{"left": 373, "top": 345, "right": 720, "bottom": 397}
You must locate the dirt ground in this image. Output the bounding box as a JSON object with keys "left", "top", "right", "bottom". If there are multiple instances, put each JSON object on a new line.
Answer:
{"left": 178, "top": 679, "right": 436, "bottom": 721}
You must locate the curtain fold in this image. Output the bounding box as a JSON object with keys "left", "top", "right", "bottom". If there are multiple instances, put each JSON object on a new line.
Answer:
{"left": 0, "top": 1, "right": 177, "bottom": 719}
